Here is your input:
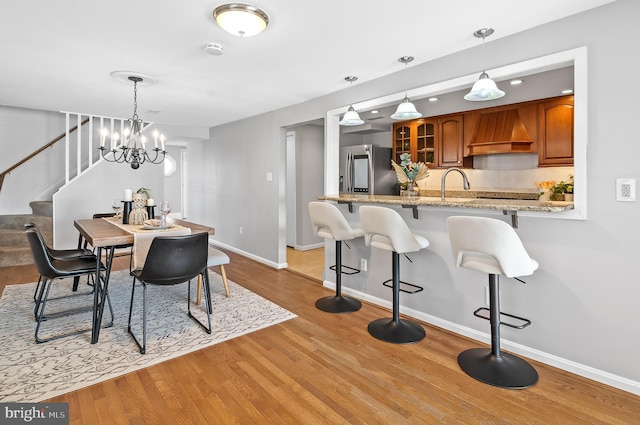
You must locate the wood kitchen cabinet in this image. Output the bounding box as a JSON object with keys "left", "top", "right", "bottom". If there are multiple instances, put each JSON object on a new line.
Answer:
{"left": 393, "top": 119, "right": 435, "bottom": 166}
{"left": 437, "top": 114, "right": 466, "bottom": 168}
{"left": 538, "top": 95, "right": 574, "bottom": 166}
{"left": 393, "top": 95, "right": 573, "bottom": 168}
{"left": 393, "top": 115, "right": 469, "bottom": 168}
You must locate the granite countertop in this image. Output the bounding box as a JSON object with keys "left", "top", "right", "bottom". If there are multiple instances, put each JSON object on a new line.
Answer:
{"left": 419, "top": 187, "right": 540, "bottom": 200}
{"left": 319, "top": 194, "right": 574, "bottom": 213}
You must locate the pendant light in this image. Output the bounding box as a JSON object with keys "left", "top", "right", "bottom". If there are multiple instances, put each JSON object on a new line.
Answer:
{"left": 464, "top": 28, "right": 505, "bottom": 101}
{"left": 339, "top": 76, "right": 365, "bottom": 126}
{"left": 391, "top": 56, "right": 422, "bottom": 120}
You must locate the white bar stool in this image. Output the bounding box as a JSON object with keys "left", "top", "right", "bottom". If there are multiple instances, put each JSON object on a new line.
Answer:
{"left": 359, "top": 205, "right": 429, "bottom": 344}
{"left": 447, "top": 215, "right": 539, "bottom": 389}
{"left": 308, "top": 201, "right": 363, "bottom": 313}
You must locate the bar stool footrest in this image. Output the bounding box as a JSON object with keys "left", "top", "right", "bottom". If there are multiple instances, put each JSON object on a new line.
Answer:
{"left": 329, "top": 264, "right": 361, "bottom": 275}
{"left": 473, "top": 307, "right": 532, "bottom": 329}
{"left": 382, "top": 279, "right": 423, "bottom": 294}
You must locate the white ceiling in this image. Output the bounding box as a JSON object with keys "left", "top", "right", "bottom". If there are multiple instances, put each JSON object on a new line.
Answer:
{"left": 0, "top": 1, "right": 615, "bottom": 129}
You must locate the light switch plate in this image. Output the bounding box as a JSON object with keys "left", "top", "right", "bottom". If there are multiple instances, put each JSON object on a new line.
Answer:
{"left": 266, "top": 172, "right": 273, "bottom": 182}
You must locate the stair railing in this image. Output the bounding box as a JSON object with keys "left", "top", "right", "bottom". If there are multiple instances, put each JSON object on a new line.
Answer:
{"left": 0, "top": 117, "right": 88, "bottom": 193}
{"left": 0, "top": 112, "right": 154, "bottom": 195}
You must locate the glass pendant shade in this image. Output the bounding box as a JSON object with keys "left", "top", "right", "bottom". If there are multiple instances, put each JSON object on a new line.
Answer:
{"left": 213, "top": 4, "right": 269, "bottom": 37}
{"left": 464, "top": 72, "right": 505, "bottom": 101}
{"left": 391, "top": 96, "right": 422, "bottom": 120}
{"left": 339, "top": 106, "right": 364, "bottom": 126}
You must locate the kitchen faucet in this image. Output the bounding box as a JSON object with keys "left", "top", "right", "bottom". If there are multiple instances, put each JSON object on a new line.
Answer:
{"left": 441, "top": 168, "right": 471, "bottom": 201}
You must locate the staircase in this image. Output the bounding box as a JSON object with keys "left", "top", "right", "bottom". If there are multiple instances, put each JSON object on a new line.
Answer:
{"left": 0, "top": 201, "right": 53, "bottom": 267}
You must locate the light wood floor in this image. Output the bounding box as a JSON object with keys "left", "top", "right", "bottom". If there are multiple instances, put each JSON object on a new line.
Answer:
{"left": 1, "top": 255, "right": 639, "bottom": 424}
{"left": 286, "top": 246, "right": 324, "bottom": 281}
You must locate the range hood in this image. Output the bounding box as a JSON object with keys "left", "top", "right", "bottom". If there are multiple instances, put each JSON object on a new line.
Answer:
{"left": 342, "top": 122, "right": 390, "bottom": 135}
{"left": 468, "top": 108, "right": 534, "bottom": 155}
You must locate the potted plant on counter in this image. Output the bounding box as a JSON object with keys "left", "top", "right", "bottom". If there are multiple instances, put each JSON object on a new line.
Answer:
{"left": 549, "top": 176, "right": 574, "bottom": 201}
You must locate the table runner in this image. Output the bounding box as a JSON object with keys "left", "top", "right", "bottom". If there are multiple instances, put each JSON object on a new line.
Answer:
{"left": 103, "top": 217, "right": 191, "bottom": 269}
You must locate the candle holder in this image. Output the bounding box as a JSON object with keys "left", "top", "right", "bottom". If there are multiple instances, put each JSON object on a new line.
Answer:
{"left": 122, "top": 201, "right": 133, "bottom": 224}
{"left": 146, "top": 205, "right": 155, "bottom": 219}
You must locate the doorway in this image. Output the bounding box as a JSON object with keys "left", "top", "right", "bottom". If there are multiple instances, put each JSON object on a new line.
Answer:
{"left": 285, "top": 123, "right": 325, "bottom": 282}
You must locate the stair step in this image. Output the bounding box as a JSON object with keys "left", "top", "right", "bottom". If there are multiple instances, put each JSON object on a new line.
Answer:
{"left": 29, "top": 201, "right": 53, "bottom": 217}
{"left": 0, "top": 229, "right": 29, "bottom": 247}
{"left": 0, "top": 246, "right": 34, "bottom": 267}
{"left": 0, "top": 214, "right": 52, "bottom": 232}
{"left": 0, "top": 211, "right": 53, "bottom": 268}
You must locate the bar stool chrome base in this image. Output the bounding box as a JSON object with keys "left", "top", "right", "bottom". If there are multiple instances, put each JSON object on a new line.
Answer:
{"left": 458, "top": 348, "right": 538, "bottom": 389}
{"left": 315, "top": 295, "right": 362, "bottom": 313}
{"left": 368, "top": 317, "right": 425, "bottom": 344}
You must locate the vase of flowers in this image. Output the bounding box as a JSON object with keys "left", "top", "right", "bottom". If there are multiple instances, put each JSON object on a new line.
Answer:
{"left": 392, "top": 153, "right": 430, "bottom": 199}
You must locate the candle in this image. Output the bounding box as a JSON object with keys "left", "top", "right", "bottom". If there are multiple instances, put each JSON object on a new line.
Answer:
{"left": 141, "top": 136, "right": 146, "bottom": 151}
{"left": 160, "top": 135, "right": 165, "bottom": 152}
{"left": 153, "top": 130, "right": 159, "bottom": 149}
{"left": 147, "top": 198, "right": 154, "bottom": 206}
{"left": 124, "top": 189, "right": 132, "bottom": 201}
{"left": 100, "top": 128, "right": 107, "bottom": 148}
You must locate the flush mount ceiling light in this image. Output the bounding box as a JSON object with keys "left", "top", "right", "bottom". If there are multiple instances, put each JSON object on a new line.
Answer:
{"left": 213, "top": 3, "right": 269, "bottom": 37}
{"left": 339, "top": 76, "right": 364, "bottom": 126}
{"left": 391, "top": 56, "right": 422, "bottom": 120}
{"left": 99, "top": 73, "right": 166, "bottom": 169}
{"left": 464, "top": 28, "right": 505, "bottom": 102}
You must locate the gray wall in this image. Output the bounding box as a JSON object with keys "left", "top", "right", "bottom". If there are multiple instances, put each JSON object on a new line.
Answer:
{"left": 293, "top": 124, "right": 324, "bottom": 249}
{"left": 187, "top": 0, "right": 640, "bottom": 393}
{"left": 0, "top": 107, "right": 66, "bottom": 214}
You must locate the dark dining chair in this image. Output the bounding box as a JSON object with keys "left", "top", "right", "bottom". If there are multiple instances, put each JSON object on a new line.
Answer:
{"left": 26, "top": 228, "right": 113, "bottom": 343}
{"left": 24, "top": 223, "right": 96, "bottom": 306}
{"left": 127, "top": 232, "right": 212, "bottom": 354}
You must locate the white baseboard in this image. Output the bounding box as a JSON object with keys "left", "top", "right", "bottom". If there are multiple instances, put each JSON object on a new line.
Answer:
{"left": 208, "top": 240, "right": 287, "bottom": 269}
{"left": 289, "top": 242, "right": 324, "bottom": 251}
{"left": 323, "top": 280, "right": 640, "bottom": 396}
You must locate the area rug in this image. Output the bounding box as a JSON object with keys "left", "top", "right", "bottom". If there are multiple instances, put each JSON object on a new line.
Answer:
{"left": 0, "top": 270, "right": 296, "bottom": 402}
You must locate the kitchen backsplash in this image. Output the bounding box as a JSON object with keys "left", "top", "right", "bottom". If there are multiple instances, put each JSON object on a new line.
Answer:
{"left": 419, "top": 153, "right": 574, "bottom": 191}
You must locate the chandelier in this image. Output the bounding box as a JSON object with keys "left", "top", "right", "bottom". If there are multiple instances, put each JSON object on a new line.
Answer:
{"left": 98, "top": 76, "right": 165, "bottom": 169}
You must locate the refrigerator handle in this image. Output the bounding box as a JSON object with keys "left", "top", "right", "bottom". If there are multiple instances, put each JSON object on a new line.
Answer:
{"left": 345, "top": 152, "right": 352, "bottom": 192}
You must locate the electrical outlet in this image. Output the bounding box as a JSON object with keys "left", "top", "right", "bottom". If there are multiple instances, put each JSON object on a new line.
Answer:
{"left": 616, "top": 178, "right": 636, "bottom": 202}
{"left": 485, "top": 286, "right": 490, "bottom": 306}
{"left": 360, "top": 258, "right": 367, "bottom": 271}
{"left": 239, "top": 227, "right": 243, "bottom": 235}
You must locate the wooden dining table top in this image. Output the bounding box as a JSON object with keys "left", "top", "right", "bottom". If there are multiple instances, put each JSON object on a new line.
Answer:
{"left": 74, "top": 217, "right": 215, "bottom": 248}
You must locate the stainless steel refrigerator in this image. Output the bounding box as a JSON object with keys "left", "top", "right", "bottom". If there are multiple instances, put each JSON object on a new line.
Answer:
{"left": 339, "top": 144, "right": 396, "bottom": 195}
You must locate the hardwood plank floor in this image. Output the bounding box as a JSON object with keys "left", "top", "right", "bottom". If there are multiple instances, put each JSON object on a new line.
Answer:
{"left": 1, "top": 253, "right": 639, "bottom": 424}
{"left": 286, "top": 246, "right": 324, "bottom": 282}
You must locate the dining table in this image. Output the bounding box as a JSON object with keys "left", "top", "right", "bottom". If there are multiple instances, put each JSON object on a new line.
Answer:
{"left": 74, "top": 217, "right": 214, "bottom": 344}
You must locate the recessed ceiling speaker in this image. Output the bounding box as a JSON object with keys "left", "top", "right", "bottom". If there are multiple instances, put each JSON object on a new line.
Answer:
{"left": 204, "top": 43, "right": 224, "bottom": 55}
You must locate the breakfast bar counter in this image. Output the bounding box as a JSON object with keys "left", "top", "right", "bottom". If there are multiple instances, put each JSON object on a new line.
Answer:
{"left": 318, "top": 194, "right": 574, "bottom": 213}
{"left": 318, "top": 194, "right": 574, "bottom": 227}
